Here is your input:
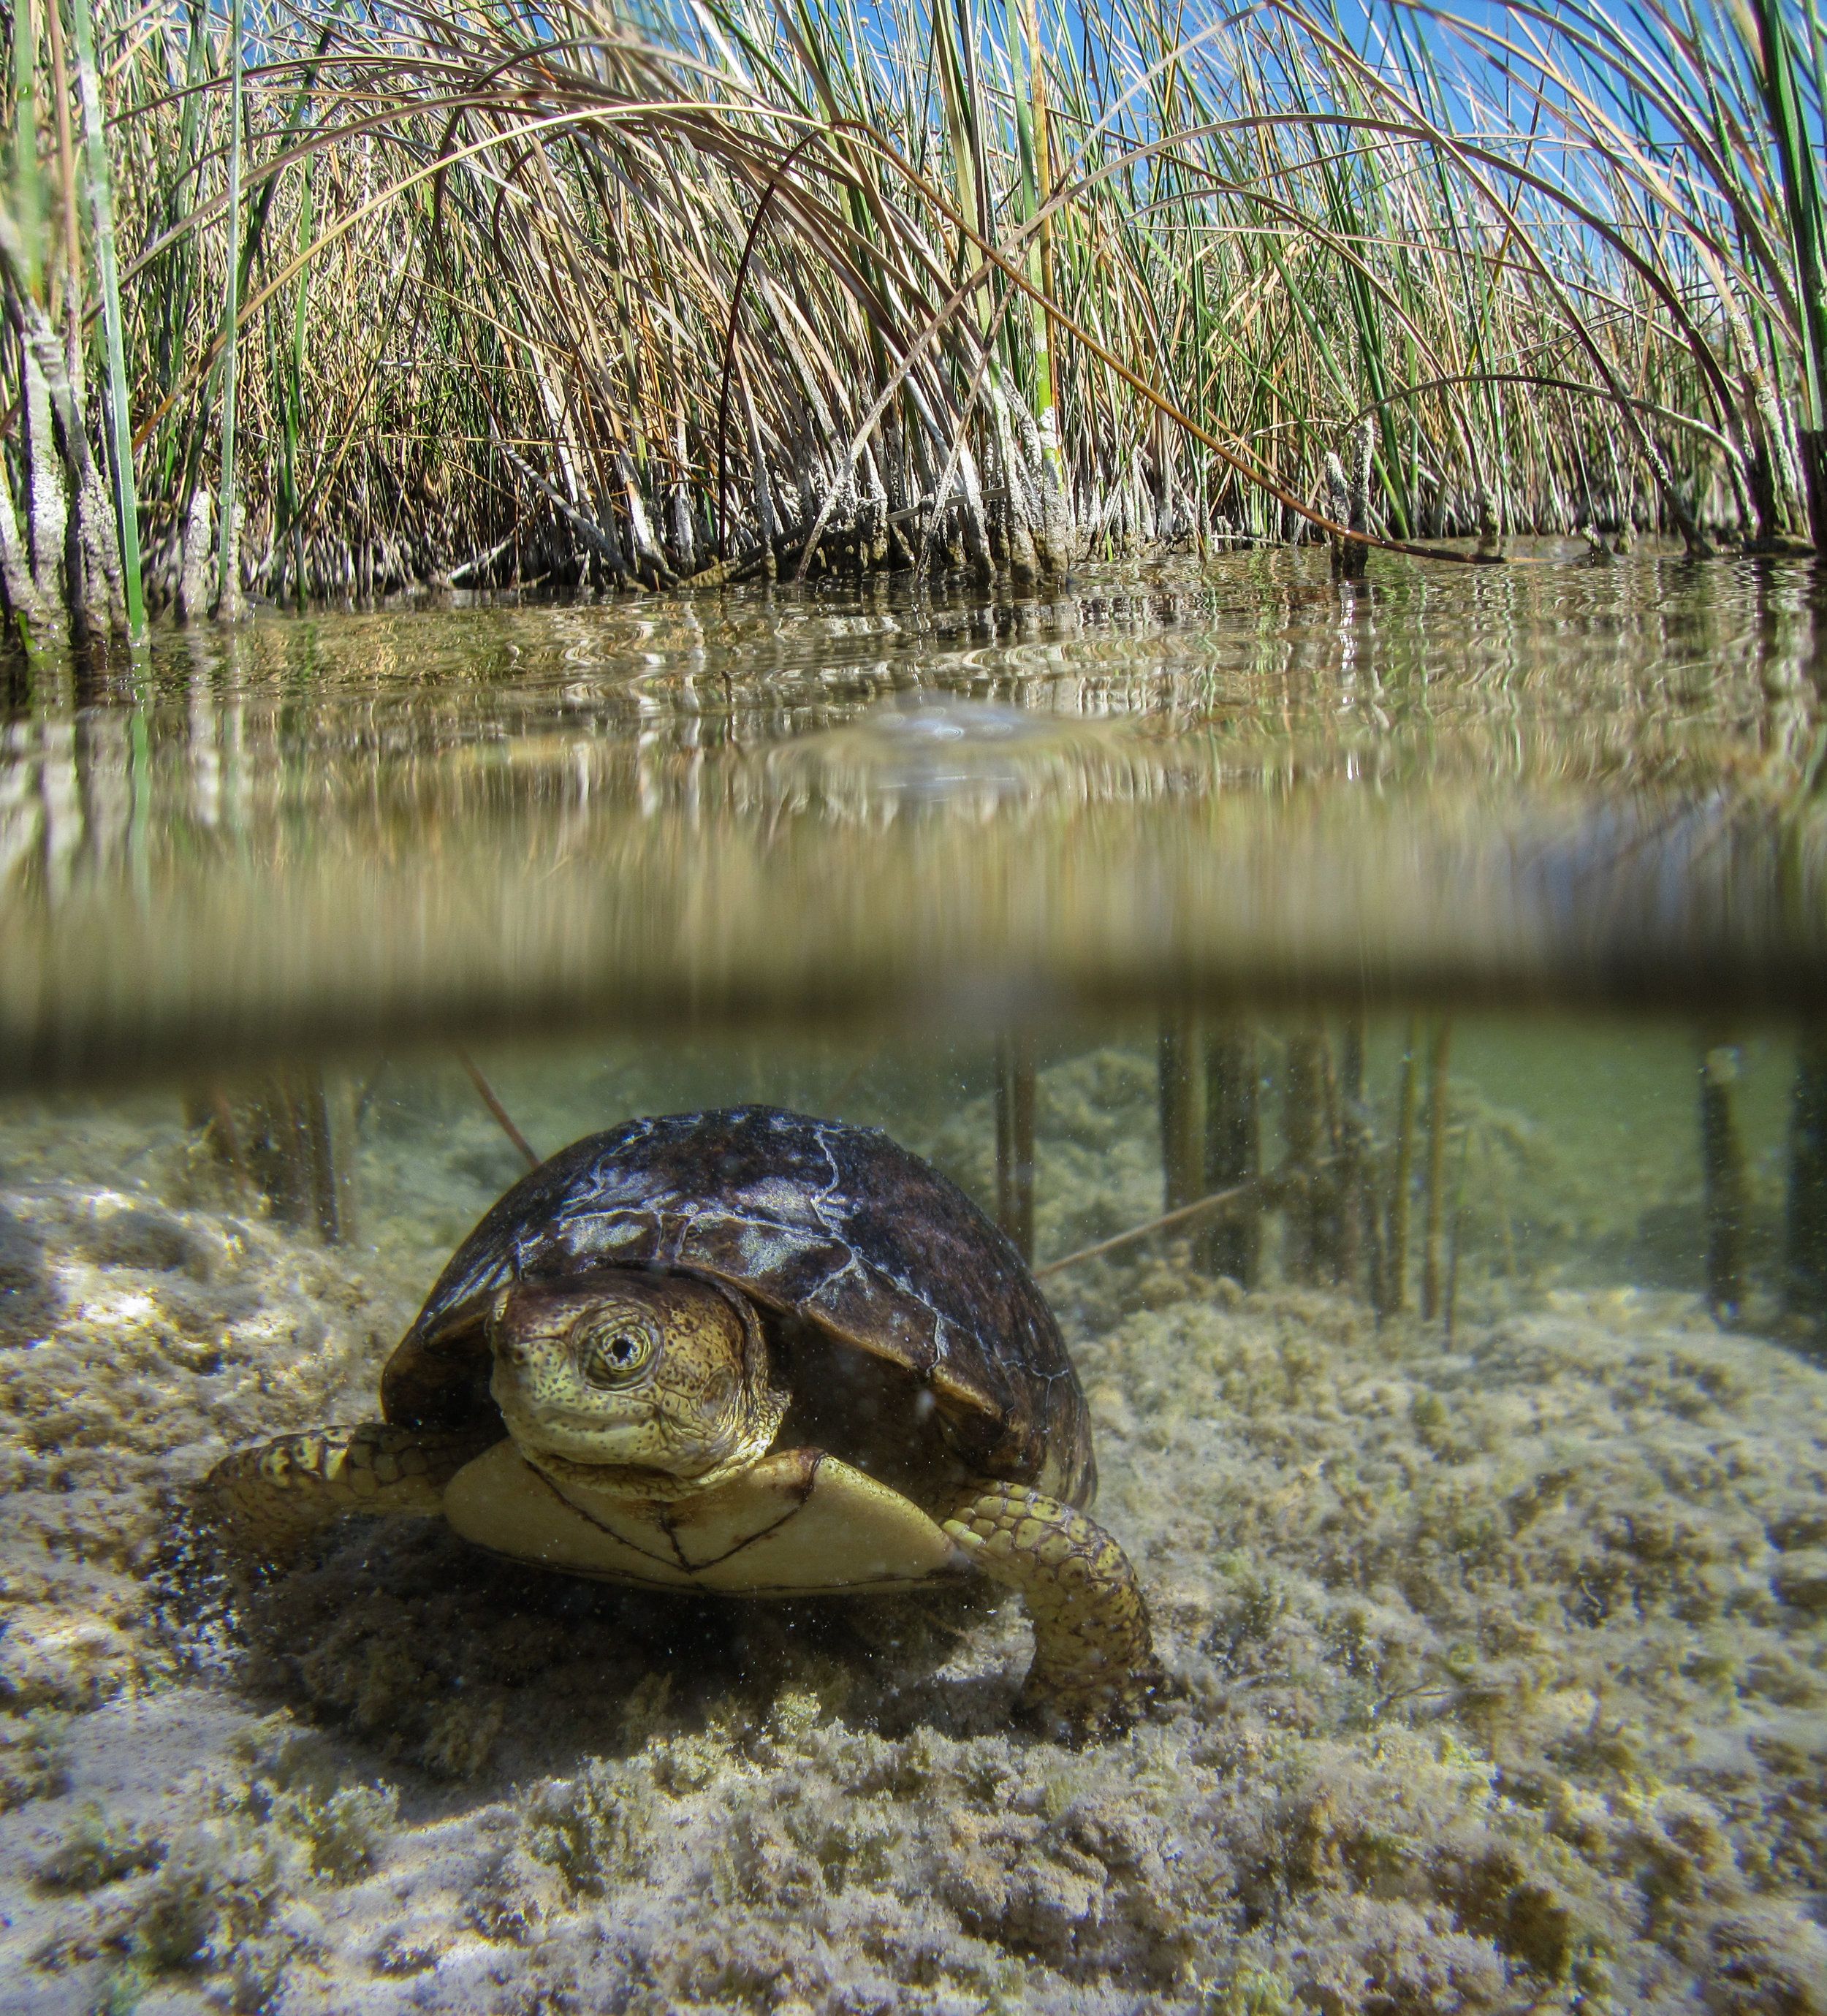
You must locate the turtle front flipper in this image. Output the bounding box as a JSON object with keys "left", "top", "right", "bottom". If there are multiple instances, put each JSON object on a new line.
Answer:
{"left": 208, "top": 1423, "right": 490, "bottom": 1565}
{"left": 945, "top": 1484, "right": 1160, "bottom": 1740}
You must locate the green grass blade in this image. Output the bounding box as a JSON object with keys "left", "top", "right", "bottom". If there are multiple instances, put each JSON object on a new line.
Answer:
{"left": 69, "top": 0, "right": 146, "bottom": 638}
{"left": 216, "top": 0, "right": 244, "bottom": 615}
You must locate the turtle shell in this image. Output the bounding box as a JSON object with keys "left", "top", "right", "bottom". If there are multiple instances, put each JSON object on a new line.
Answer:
{"left": 381, "top": 1106, "right": 1094, "bottom": 1504}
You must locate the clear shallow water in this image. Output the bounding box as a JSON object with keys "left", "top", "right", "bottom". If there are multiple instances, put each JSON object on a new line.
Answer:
{"left": 1, "top": 552, "right": 1825, "bottom": 2015}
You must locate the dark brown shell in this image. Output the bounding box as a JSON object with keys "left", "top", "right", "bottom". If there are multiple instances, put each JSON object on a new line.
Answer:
{"left": 381, "top": 1106, "right": 1093, "bottom": 1504}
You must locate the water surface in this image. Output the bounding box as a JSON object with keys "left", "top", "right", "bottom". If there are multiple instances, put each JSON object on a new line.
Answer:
{"left": 4, "top": 547, "right": 1823, "bottom": 1087}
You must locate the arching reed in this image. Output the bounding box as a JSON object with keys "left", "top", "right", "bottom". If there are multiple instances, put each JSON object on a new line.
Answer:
{"left": 1, "top": 0, "right": 1822, "bottom": 631}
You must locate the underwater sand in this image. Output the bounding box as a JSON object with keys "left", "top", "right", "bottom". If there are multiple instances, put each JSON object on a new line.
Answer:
{"left": 0, "top": 1069, "right": 1824, "bottom": 2015}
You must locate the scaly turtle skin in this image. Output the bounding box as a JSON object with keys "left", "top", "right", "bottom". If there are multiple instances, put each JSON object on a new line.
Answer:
{"left": 208, "top": 1107, "right": 1158, "bottom": 1735}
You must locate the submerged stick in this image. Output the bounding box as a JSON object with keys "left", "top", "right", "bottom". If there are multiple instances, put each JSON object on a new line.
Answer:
{"left": 1421, "top": 1021, "right": 1454, "bottom": 1323}
{"left": 1033, "top": 1179, "right": 1261, "bottom": 1280}
{"left": 1158, "top": 1013, "right": 1205, "bottom": 1214}
{"left": 352, "top": 1057, "right": 390, "bottom": 1133}
{"left": 995, "top": 1036, "right": 1036, "bottom": 1264}
{"left": 1202, "top": 1022, "right": 1261, "bottom": 1286}
{"left": 1699, "top": 1032, "right": 1749, "bottom": 1323}
{"left": 301, "top": 1076, "right": 352, "bottom": 1244}
{"left": 821, "top": 1049, "right": 878, "bottom": 1115}
{"left": 208, "top": 1087, "right": 253, "bottom": 1204}
{"left": 1785, "top": 1027, "right": 1827, "bottom": 1329}
{"left": 1383, "top": 1017, "right": 1420, "bottom": 1316}
{"left": 1444, "top": 1127, "right": 1470, "bottom": 1346}
{"left": 235, "top": 1068, "right": 355, "bottom": 1244}
{"left": 1337, "top": 1016, "right": 1370, "bottom": 1296}
{"left": 1283, "top": 1029, "right": 1340, "bottom": 1284}
{"left": 454, "top": 1046, "right": 540, "bottom": 1171}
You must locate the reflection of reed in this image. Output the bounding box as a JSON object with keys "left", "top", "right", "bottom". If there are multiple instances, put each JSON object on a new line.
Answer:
{"left": 5, "top": 557, "right": 1818, "bottom": 902}
{"left": 1, "top": 563, "right": 1824, "bottom": 1085}
{"left": 7, "top": 777, "right": 1827, "bottom": 1093}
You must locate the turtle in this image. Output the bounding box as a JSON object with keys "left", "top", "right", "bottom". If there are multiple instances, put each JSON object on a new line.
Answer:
{"left": 208, "top": 1106, "right": 1159, "bottom": 1735}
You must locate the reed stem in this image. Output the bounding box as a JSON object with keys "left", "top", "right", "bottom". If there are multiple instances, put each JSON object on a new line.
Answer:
{"left": 10, "top": 0, "right": 1827, "bottom": 601}
{"left": 216, "top": 0, "right": 244, "bottom": 618}
{"left": 10, "top": 0, "right": 45, "bottom": 299}
{"left": 1750, "top": 0, "right": 1827, "bottom": 543}
{"left": 68, "top": 0, "right": 145, "bottom": 638}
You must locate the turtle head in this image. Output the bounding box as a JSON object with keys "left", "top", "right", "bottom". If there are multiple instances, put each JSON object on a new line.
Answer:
{"left": 485, "top": 1271, "right": 786, "bottom": 1488}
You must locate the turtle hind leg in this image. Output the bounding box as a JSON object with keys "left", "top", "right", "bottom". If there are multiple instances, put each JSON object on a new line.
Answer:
{"left": 943, "top": 1483, "right": 1160, "bottom": 1740}
{"left": 207, "top": 1423, "right": 488, "bottom": 1566}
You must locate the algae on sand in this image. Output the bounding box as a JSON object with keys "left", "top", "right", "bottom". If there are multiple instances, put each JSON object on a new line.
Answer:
{"left": 0, "top": 1049, "right": 1823, "bottom": 2015}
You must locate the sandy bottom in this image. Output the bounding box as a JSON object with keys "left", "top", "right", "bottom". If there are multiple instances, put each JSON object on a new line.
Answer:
{"left": 1, "top": 1083, "right": 1825, "bottom": 2016}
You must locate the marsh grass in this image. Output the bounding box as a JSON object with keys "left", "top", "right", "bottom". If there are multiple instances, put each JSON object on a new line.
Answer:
{"left": 1, "top": 0, "right": 1823, "bottom": 625}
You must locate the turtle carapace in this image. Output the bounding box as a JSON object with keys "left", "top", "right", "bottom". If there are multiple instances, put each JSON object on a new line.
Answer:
{"left": 208, "top": 1107, "right": 1158, "bottom": 1735}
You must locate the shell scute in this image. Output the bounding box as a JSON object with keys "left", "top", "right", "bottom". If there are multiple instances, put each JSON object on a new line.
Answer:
{"left": 381, "top": 1106, "right": 1091, "bottom": 1499}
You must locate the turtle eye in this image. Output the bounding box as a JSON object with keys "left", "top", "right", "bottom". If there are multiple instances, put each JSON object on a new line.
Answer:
{"left": 580, "top": 1322, "right": 654, "bottom": 1387}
